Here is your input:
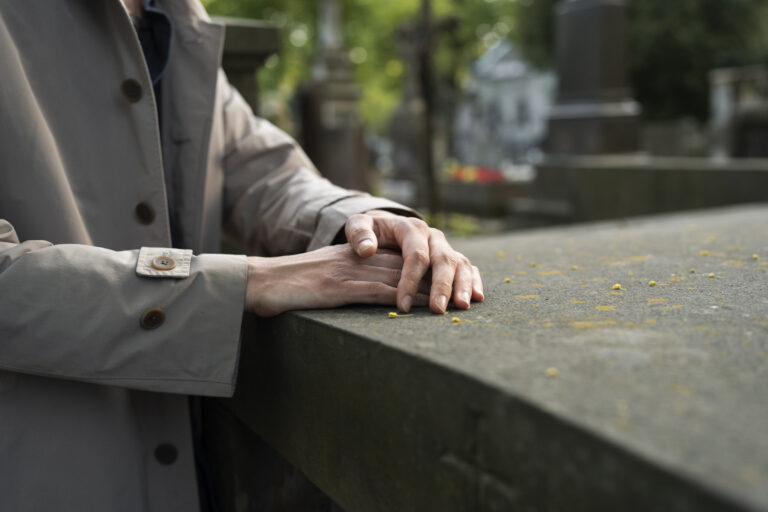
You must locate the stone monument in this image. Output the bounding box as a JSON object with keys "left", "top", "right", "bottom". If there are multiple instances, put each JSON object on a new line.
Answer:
{"left": 215, "top": 17, "right": 281, "bottom": 113}
{"left": 298, "top": 0, "right": 368, "bottom": 191}
{"left": 546, "top": 0, "right": 640, "bottom": 154}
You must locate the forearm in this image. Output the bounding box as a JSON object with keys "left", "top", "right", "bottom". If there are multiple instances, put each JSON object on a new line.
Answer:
{"left": 0, "top": 236, "right": 246, "bottom": 395}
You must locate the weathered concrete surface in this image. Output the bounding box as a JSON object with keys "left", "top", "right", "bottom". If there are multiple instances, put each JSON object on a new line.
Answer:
{"left": 227, "top": 204, "right": 768, "bottom": 511}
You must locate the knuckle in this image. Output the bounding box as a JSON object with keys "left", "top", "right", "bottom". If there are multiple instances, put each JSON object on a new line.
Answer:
{"left": 413, "top": 218, "right": 430, "bottom": 232}
{"left": 457, "top": 253, "right": 471, "bottom": 267}
{"left": 410, "top": 249, "right": 430, "bottom": 267}
{"left": 437, "top": 251, "right": 458, "bottom": 268}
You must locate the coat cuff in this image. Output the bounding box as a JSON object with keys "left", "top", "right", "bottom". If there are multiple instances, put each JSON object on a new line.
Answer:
{"left": 308, "top": 196, "right": 420, "bottom": 251}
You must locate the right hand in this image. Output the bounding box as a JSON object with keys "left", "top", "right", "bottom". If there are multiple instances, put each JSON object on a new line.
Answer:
{"left": 245, "top": 244, "right": 429, "bottom": 317}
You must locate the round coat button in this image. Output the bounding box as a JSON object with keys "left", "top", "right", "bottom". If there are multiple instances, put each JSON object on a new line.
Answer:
{"left": 151, "top": 256, "right": 176, "bottom": 271}
{"left": 135, "top": 202, "right": 155, "bottom": 225}
{"left": 154, "top": 443, "right": 178, "bottom": 465}
{"left": 121, "top": 79, "right": 143, "bottom": 103}
{"left": 140, "top": 308, "right": 165, "bottom": 330}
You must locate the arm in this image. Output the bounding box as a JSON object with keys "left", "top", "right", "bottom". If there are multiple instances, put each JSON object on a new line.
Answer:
{"left": 219, "top": 72, "right": 413, "bottom": 256}
{"left": 218, "top": 73, "right": 483, "bottom": 315}
{"left": 0, "top": 219, "right": 246, "bottom": 396}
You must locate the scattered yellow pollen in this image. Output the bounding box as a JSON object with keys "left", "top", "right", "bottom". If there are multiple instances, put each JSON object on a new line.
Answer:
{"left": 546, "top": 367, "right": 559, "bottom": 378}
{"left": 649, "top": 280, "right": 656, "bottom": 286}
{"left": 516, "top": 294, "right": 540, "bottom": 299}
{"left": 452, "top": 317, "right": 461, "bottom": 324}
{"left": 700, "top": 250, "right": 709, "bottom": 256}
{"left": 571, "top": 265, "right": 580, "bottom": 270}
{"left": 690, "top": 268, "right": 696, "bottom": 273}
{"left": 595, "top": 305, "right": 617, "bottom": 311}
{"left": 497, "top": 250, "right": 505, "bottom": 258}
{"left": 613, "top": 283, "right": 622, "bottom": 290}
{"left": 538, "top": 270, "right": 563, "bottom": 276}
{"left": 753, "top": 254, "right": 759, "bottom": 260}
{"left": 541, "top": 322, "right": 554, "bottom": 327}
{"left": 648, "top": 298, "right": 668, "bottom": 303}
{"left": 388, "top": 312, "right": 413, "bottom": 318}
{"left": 708, "top": 273, "right": 715, "bottom": 278}
{"left": 610, "top": 291, "right": 622, "bottom": 295}
{"left": 643, "top": 318, "right": 657, "bottom": 324}
{"left": 530, "top": 262, "right": 537, "bottom": 267}
{"left": 570, "top": 320, "right": 618, "bottom": 329}
{"left": 569, "top": 299, "right": 585, "bottom": 304}
{"left": 668, "top": 277, "right": 684, "bottom": 282}
{"left": 504, "top": 277, "right": 511, "bottom": 283}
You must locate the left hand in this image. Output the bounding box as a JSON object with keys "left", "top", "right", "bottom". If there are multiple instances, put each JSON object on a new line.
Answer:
{"left": 344, "top": 210, "right": 484, "bottom": 314}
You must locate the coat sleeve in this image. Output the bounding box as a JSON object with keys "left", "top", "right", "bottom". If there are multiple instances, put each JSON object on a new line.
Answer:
{"left": 0, "top": 219, "right": 247, "bottom": 397}
{"left": 218, "top": 72, "right": 418, "bottom": 256}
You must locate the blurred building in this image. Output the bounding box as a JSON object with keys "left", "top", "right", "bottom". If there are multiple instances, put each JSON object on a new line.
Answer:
{"left": 453, "top": 41, "right": 555, "bottom": 168}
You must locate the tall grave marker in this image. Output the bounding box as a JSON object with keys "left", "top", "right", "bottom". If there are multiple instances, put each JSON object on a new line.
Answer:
{"left": 547, "top": 0, "right": 640, "bottom": 154}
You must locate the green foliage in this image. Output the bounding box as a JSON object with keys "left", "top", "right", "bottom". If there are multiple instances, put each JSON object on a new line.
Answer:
{"left": 628, "top": 0, "right": 768, "bottom": 121}
{"left": 515, "top": 0, "right": 768, "bottom": 121}
{"left": 202, "top": 0, "right": 518, "bottom": 131}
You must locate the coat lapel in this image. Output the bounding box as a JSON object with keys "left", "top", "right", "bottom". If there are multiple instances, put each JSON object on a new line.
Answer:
{"left": 157, "top": 0, "right": 224, "bottom": 251}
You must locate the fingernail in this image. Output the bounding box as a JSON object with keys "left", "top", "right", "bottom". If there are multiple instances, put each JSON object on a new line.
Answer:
{"left": 436, "top": 295, "right": 448, "bottom": 312}
{"left": 358, "top": 238, "right": 374, "bottom": 254}
{"left": 460, "top": 292, "right": 470, "bottom": 305}
{"left": 401, "top": 295, "right": 412, "bottom": 312}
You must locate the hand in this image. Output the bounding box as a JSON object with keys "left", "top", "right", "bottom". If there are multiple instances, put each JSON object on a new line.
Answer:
{"left": 344, "top": 210, "right": 484, "bottom": 314}
{"left": 245, "top": 244, "right": 430, "bottom": 317}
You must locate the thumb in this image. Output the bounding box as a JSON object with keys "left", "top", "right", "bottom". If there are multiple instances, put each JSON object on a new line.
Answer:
{"left": 345, "top": 213, "right": 378, "bottom": 257}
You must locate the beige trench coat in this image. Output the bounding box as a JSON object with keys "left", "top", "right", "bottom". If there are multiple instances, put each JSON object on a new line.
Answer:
{"left": 0, "top": 1, "right": 408, "bottom": 510}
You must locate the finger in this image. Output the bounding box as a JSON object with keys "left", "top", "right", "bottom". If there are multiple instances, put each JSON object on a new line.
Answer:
{"left": 363, "top": 250, "right": 404, "bottom": 269}
{"left": 344, "top": 281, "right": 398, "bottom": 305}
{"left": 345, "top": 214, "right": 378, "bottom": 257}
{"left": 471, "top": 265, "right": 484, "bottom": 302}
{"left": 395, "top": 220, "right": 431, "bottom": 312}
{"left": 452, "top": 256, "right": 474, "bottom": 310}
{"left": 351, "top": 265, "right": 431, "bottom": 295}
{"left": 427, "top": 230, "right": 458, "bottom": 314}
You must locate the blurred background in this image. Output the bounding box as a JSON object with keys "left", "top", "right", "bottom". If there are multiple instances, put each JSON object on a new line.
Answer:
{"left": 206, "top": 0, "right": 768, "bottom": 236}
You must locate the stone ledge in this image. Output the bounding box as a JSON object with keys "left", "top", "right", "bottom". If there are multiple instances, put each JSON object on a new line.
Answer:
{"left": 225, "top": 204, "right": 768, "bottom": 511}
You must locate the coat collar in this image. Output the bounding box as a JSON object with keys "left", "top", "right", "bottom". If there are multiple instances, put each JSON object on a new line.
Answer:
{"left": 155, "top": 0, "right": 224, "bottom": 251}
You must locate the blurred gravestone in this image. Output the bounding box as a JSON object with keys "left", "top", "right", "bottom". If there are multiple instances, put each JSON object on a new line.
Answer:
{"left": 709, "top": 64, "right": 768, "bottom": 159}
{"left": 216, "top": 17, "right": 281, "bottom": 113}
{"left": 546, "top": 0, "right": 640, "bottom": 154}
{"left": 709, "top": 66, "right": 768, "bottom": 158}
{"left": 298, "top": 0, "right": 368, "bottom": 191}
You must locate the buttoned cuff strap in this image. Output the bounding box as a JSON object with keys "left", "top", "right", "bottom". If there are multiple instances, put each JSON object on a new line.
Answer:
{"left": 136, "top": 247, "right": 193, "bottom": 279}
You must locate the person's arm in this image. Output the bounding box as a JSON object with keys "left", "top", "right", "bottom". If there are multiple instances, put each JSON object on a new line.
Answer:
{"left": 0, "top": 219, "right": 246, "bottom": 396}
{"left": 218, "top": 71, "right": 413, "bottom": 257}
{"left": 218, "top": 72, "right": 482, "bottom": 315}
